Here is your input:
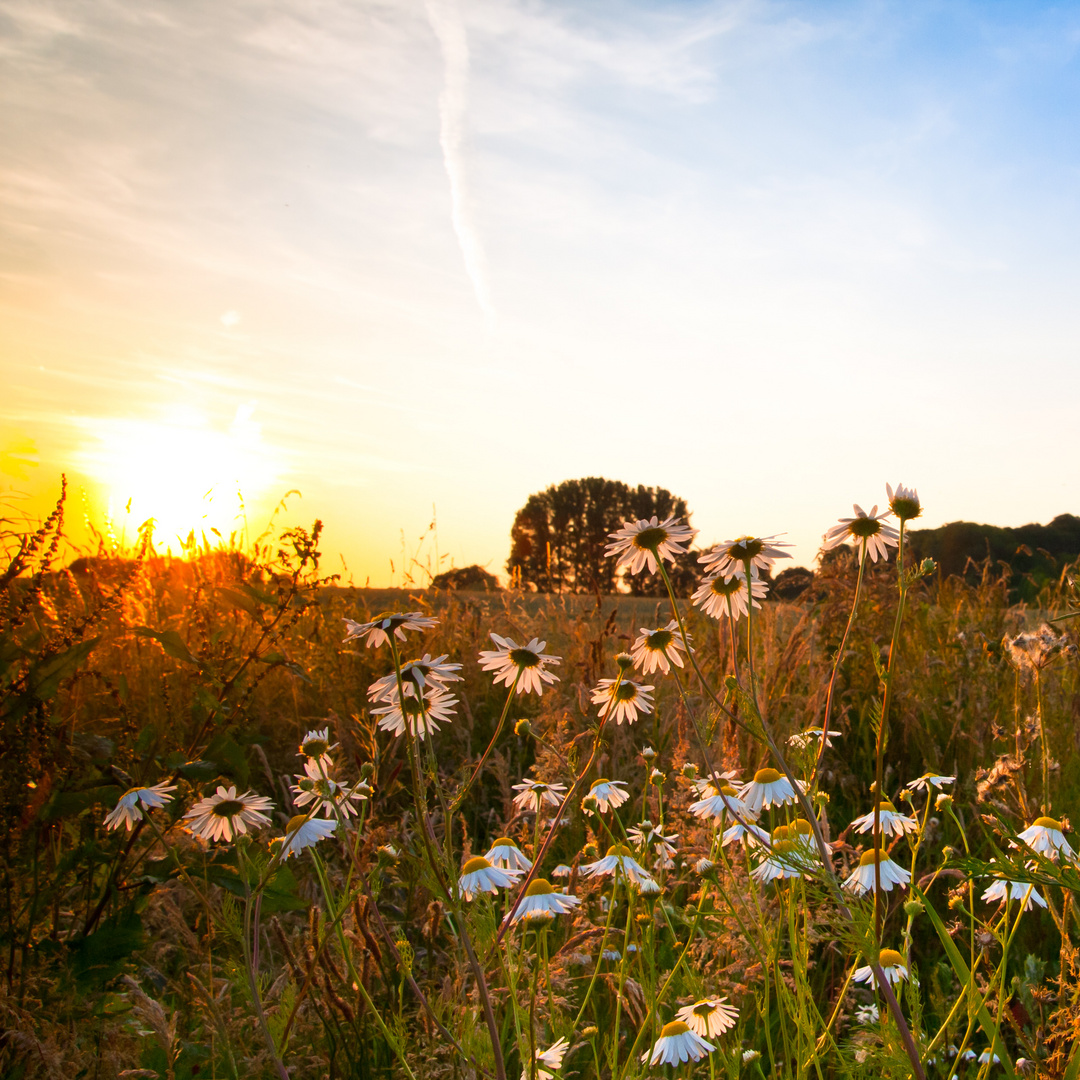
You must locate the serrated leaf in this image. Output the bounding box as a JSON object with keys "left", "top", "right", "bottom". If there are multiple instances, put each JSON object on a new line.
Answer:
{"left": 132, "top": 627, "right": 199, "bottom": 667}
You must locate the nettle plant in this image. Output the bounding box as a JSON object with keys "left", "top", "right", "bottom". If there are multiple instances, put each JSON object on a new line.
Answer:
{"left": 30, "top": 482, "right": 1080, "bottom": 1078}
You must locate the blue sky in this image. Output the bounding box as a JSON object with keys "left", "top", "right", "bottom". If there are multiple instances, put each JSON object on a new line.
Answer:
{"left": 2, "top": 0, "right": 1079, "bottom": 582}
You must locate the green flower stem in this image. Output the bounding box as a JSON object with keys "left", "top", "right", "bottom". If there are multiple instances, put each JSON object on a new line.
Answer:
{"left": 1034, "top": 667, "right": 1049, "bottom": 814}
{"left": 814, "top": 539, "right": 868, "bottom": 782}
{"left": 452, "top": 669, "right": 522, "bottom": 814}
{"left": 609, "top": 885, "right": 638, "bottom": 1077}
{"left": 572, "top": 874, "right": 620, "bottom": 1030}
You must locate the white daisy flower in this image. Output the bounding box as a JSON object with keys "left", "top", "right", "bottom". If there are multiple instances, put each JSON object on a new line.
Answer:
{"left": 823, "top": 505, "right": 899, "bottom": 564}
{"left": 522, "top": 1036, "right": 570, "bottom": 1080}
{"left": 367, "top": 653, "right": 463, "bottom": 702}
{"left": 478, "top": 634, "right": 561, "bottom": 696}
{"left": 981, "top": 863, "right": 1047, "bottom": 911}
{"left": 855, "top": 1003, "right": 880, "bottom": 1024}
{"left": 279, "top": 814, "right": 337, "bottom": 859}
{"left": 906, "top": 773, "right": 956, "bottom": 793}
{"left": 886, "top": 482, "right": 922, "bottom": 522}
{"left": 750, "top": 822, "right": 819, "bottom": 883}
{"left": 458, "top": 855, "right": 523, "bottom": 901}
{"left": 689, "top": 783, "right": 754, "bottom": 824}
{"left": 676, "top": 997, "right": 739, "bottom": 1038}
{"left": 103, "top": 781, "right": 177, "bottom": 832}
{"left": 605, "top": 516, "right": 697, "bottom": 577}
{"left": 630, "top": 621, "right": 691, "bottom": 675}
{"left": 590, "top": 678, "right": 654, "bottom": 725}
{"left": 738, "top": 768, "right": 805, "bottom": 814}
{"left": 698, "top": 535, "right": 792, "bottom": 577}
{"left": 789, "top": 727, "right": 840, "bottom": 749}
{"left": 297, "top": 727, "right": 338, "bottom": 766}
{"left": 721, "top": 821, "right": 771, "bottom": 848}
{"left": 978, "top": 1050, "right": 1001, "bottom": 1065}
{"left": 641, "top": 1020, "right": 715, "bottom": 1066}
{"left": 627, "top": 821, "right": 679, "bottom": 862}
{"left": 583, "top": 778, "right": 630, "bottom": 813}
{"left": 580, "top": 843, "right": 654, "bottom": 886}
{"left": 691, "top": 568, "right": 768, "bottom": 622}
{"left": 484, "top": 836, "right": 533, "bottom": 872}
{"left": 853, "top": 948, "right": 909, "bottom": 987}
{"left": 552, "top": 863, "right": 572, "bottom": 879}
{"left": 184, "top": 786, "right": 274, "bottom": 843}
{"left": 850, "top": 801, "right": 919, "bottom": 837}
{"left": 511, "top": 779, "right": 567, "bottom": 814}
{"left": 510, "top": 878, "right": 581, "bottom": 923}
{"left": 843, "top": 850, "right": 911, "bottom": 895}
{"left": 637, "top": 876, "right": 662, "bottom": 895}
{"left": 371, "top": 684, "right": 457, "bottom": 740}
{"left": 343, "top": 611, "right": 437, "bottom": 649}
{"left": 290, "top": 759, "right": 370, "bottom": 819}
{"left": 695, "top": 857, "right": 715, "bottom": 873}
{"left": 1015, "top": 817, "right": 1075, "bottom": 860}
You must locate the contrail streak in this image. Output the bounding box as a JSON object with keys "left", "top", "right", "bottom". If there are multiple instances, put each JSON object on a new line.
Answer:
{"left": 426, "top": 0, "right": 495, "bottom": 326}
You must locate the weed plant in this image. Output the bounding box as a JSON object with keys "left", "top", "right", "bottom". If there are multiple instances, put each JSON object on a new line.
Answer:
{"left": 1, "top": 481, "right": 1079, "bottom": 1079}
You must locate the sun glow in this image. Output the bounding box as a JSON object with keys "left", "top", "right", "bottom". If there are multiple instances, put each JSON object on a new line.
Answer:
{"left": 77, "top": 403, "right": 283, "bottom": 551}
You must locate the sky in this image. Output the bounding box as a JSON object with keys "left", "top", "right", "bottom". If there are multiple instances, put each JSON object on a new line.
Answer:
{"left": 2, "top": 0, "right": 1079, "bottom": 584}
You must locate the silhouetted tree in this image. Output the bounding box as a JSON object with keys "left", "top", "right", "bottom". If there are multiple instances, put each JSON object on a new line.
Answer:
{"left": 507, "top": 477, "right": 693, "bottom": 594}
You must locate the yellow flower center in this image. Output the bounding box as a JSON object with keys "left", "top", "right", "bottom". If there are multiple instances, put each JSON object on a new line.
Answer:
{"left": 691, "top": 1000, "right": 716, "bottom": 1017}
{"left": 791, "top": 820, "right": 813, "bottom": 836}
{"left": 753, "top": 767, "right": 782, "bottom": 784}
{"left": 858, "top": 849, "right": 887, "bottom": 866}
{"left": 1033, "top": 816, "right": 1063, "bottom": 831}
{"left": 605, "top": 844, "right": 633, "bottom": 858}
{"left": 879, "top": 948, "right": 905, "bottom": 968}
{"left": 592, "top": 778, "right": 610, "bottom": 788}
{"left": 524, "top": 878, "right": 554, "bottom": 896}
{"left": 211, "top": 799, "right": 245, "bottom": 819}
{"left": 720, "top": 784, "right": 739, "bottom": 797}
{"left": 877, "top": 801, "right": 897, "bottom": 814}
{"left": 462, "top": 856, "right": 491, "bottom": 874}
{"left": 491, "top": 837, "right": 515, "bottom": 849}
{"left": 286, "top": 814, "right": 308, "bottom": 834}
{"left": 633, "top": 526, "right": 669, "bottom": 550}
{"left": 660, "top": 1020, "right": 691, "bottom": 1038}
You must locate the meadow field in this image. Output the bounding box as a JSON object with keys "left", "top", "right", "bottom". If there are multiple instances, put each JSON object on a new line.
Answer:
{"left": 2, "top": 488, "right": 1079, "bottom": 1079}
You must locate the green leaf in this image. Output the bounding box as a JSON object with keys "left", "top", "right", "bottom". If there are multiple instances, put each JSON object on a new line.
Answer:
{"left": 70, "top": 909, "right": 144, "bottom": 989}
{"left": 203, "top": 732, "right": 249, "bottom": 787}
{"left": 40, "top": 784, "right": 121, "bottom": 822}
{"left": 914, "top": 884, "right": 1016, "bottom": 1079}
{"left": 133, "top": 627, "right": 199, "bottom": 667}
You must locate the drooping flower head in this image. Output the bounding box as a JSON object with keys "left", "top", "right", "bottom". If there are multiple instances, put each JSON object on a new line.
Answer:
{"left": 343, "top": 611, "right": 437, "bottom": 649}
{"left": 843, "top": 849, "right": 911, "bottom": 895}
{"left": 298, "top": 727, "right": 338, "bottom": 766}
{"left": 290, "top": 758, "right": 370, "bottom": 819}
{"left": 591, "top": 678, "right": 654, "bottom": 725}
{"left": 458, "top": 855, "right": 522, "bottom": 901}
{"left": 103, "top": 781, "right": 177, "bottom": 832}
{"left": 981, "top": 862, "right": 1047, "bottom": 911}
{"left": 823, "top": 505, "right": 899, "bottom": 564}
{"left": 605, "top": 516, "right": 698, "bottom": 577}
{"left": 906, "top": 773, "right": 956, "bottom": 793}
{"left": 1015, "top": 817, "right": 1076, "bottom": 861}
{"left": 511, "top": 779, "right": 567, "bottom": 814}
{"left": 853, "top": 948, "right": 909, "bottom": 987}
{"left": 689, "top": 783, "right": 753, "bottom": 824}
{"left": 184, "top": 786, "right": 274, "bottom": 843}
{"left": 886, "top": 482, "right": 922, "bottom": 522}
{"left": 580, "top": 843, "right": 654, "bottom": 886}
{"left": 371, "top": 683, "right": 457, "bottom": 740}
{"left": 484, "top": 836, "right": 533, "bottom": 872}
{"left": 698, "top": 535, "right": 792, "bottom": 577}
{"left": 478, "top": 634, "right": 561, "bottom": 696}
{"left": 676, "top": 997, "right": 739, "bottom": 1038}
{"left": 851, "top": 801, "right": 919, "bottom": 837}
{"left": 522, "top": 1036, "right": 570, "bottom": 1080}
{"left": 279, "top": 814, "right": 337, "bottom": 859}
{"left": 583, "top": 778, "right": 630, "bottom": 813}
{"left": 630, "top": 621, "right": 691, "bottom": 675}
{"left": 641, "top": 1020, "right": 715, "bottom": 1066}
{"left": 367, "top": 654, "right": 463, "bottom": 702}
{"left": 510, "top": 878, "right": 581, "bottom": 923}
{"left": 691, "top": 568, "right": 768, "bottom": 622}
{"left": 738, "top": 767, "right": 804, "bottom": 814}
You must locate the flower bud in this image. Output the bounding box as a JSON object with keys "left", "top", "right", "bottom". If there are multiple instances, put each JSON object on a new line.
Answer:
{"left": 680, "top": 762, "right": 698, "bottom": 779}
{"left": 514, "top": 718, "right": 532, "bottom": 737}
{"left": 359, "top": 761, "right": 375, "bottom": 781}
{"left": 583, "top": 1026, "right": 599, "bottom": 1038}
{"left": 935, "top": 793, "right": 953, "bottom": 809}
{"left": 615, "top": 652, "right": 634, "bottom": 672}
{"left": 904, "top": 899, "right": 924, "bottom": 919}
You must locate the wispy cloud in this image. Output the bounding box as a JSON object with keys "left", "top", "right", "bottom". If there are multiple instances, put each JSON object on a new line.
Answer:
{"left": 425, "top": 0, "right": 495, "bottom": 326}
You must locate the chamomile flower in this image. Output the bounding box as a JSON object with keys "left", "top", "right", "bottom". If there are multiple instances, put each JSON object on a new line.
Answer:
{"left": 371, "top": 683, "right": 457, "bottom": 740}
{"left": 522, "top": 1037, "right": 569, "bottom": 1080}
{"left": 823, "top": 505, "right": 899, "bottom": 564}
{"left": 290, "top": 759, "right": 370, "bottom": 818}
{"left": 367, "top": 654, "right": 463, "bottom": 702}
{"left": 478, "top": 634, "right": 561, "bottom": 696}
{"left": 886, "top": 482, "right": 922, "bottom": 522}
{"left": 627, "top": 821, "right": 679, "bottom": 863}
{"left": 789, "top": 727, "right": 840, "bottom": 749}
{"left": 676, "top": 997, "right": 739, "bottom": 1038}
{"left": 580, "top": 843, "right": 654, "bottom": 886}
{"left": 721, "top": 820, "right": 771, "bottom": 848}
{"left": 689, "top": 783, "right": 754, "bottom": 824}
{"left": 484, "top": 837, "right": 533, "bottom": 872}
{"left": 511, "top": 779, "right": 567, "bottom": 814}
{"left": 853, "top": 948, "right": 909, "bottom": 988}
{"left": 103, "top": 781, "right": 177, "bottom": 832}
{"left": 279, "top": 814, "right": 337, "bottom": 859}
{"left": 641, "top": 1020, "right": 715, "bottom": 1066}
{"left": 590, "top": 678, "right": 654, "bottom": 725}
{"left": 699, "top": 535, "right": 792, "bottom": 577}
{"left": 843, "top": 850, "right": 911, "bottom": 895}
{"left": 552, "top": 863, "right": 572, "bottom": 879}
{"left": 298, "top": 727, "right": 338, "bottom": 766}
{"left": 630, "top": 621, "right": 691, "bottom": 675}
{"left": 583, "top": 778, "right": 630, "bottom": 812}
{"left": 906, "top": 773, "right": 956, "bottom": 793}
{"left": 184, "top": 786, "right": 274, "bottom": 843}
{"left": 343, "top": 611, "right": 437, "bottom": 649}
{"left": 605, "top": 516, "right": 697, "bottom": 577}
{"left": 850, "top": 801, "right": 919, "bottom": 837}
{"left": 1015, "top": 817, "right": 1075, "bottom": 860}
{"left": 751, "top": 839, "right": 809, "bottom": 883}
{"left": 738, "top": 768, "right": 805, "bottom": 814}
{"left": 981, "top": 863, "right": 1046, "bottom": 911}
{"left": 691, "top": 568, "right": 768, "bottom": 622}
{"left": 510, "top": 878, "right": 581, "bottom": 923}
{"left": 855, "top": 1003, "right": 880, "bottom": 1024}
{"left": 458, "top": 856, "right": 523, "bottom": 901}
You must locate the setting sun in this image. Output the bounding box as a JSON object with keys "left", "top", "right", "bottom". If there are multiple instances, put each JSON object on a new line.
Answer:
{"left": 76, "top": 402, "right": 283, "bottom": 550}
